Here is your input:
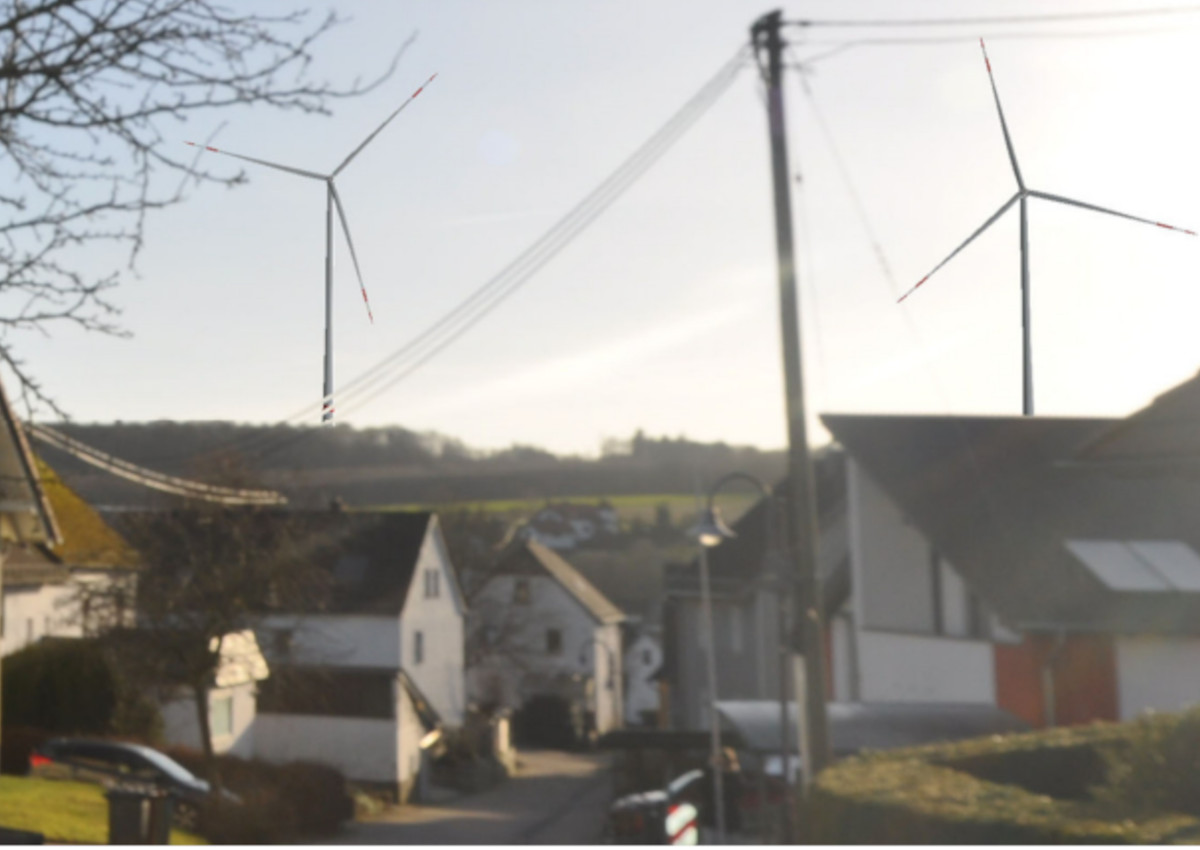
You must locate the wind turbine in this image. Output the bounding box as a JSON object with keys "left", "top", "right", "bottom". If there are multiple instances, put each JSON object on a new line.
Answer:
{"left": 898, "top": 41, "right": 1193, "bottom": 415}
{"left": 188, "top": 73, "right": 437, "bottom": 424}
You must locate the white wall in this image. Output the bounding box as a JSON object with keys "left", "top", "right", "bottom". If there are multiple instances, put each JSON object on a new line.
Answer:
{"left": 399, "top": 520, "right": 466, "bottom": 726}
{"left": 1116, "top": 636, "right": 1200, "bottom": 719}
{"left": 160, "top": 683, "right": 257, "bottom": 758}
{"left": 470, "top": 571, "right": 622, "bottom": 731}
{"left": 255, "top": 714, "right": 398, "bottom": 784}
{"left": 849, "top": 461, "right": 937, "bottom": 633}
{"left": 1, "top": 583, "right": 80, "bottom": 656}
{"left": 857, "top": 631, "right": 994, "bottom": 703}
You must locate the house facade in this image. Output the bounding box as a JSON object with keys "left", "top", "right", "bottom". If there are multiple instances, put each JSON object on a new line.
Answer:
{"left": 823, "top": 369, "right": 1200, "bottom": 729}
{"left": 254, "top": 511, "right": 465, "bottom": 802}
{"left": 468, "top": 540, "right": 625, "bottom": 736}
{"left": 2, "top": 460, "right": 137, "bottom": 657}
{"left": 517, "top": 502, "right": 621, "bottom": 551}
{"left": 623, "top": 625, "right": 662, "bottom": 727}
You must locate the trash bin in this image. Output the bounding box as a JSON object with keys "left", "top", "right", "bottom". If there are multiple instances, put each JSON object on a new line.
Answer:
{"left": 106, "top": 785, "right": 172, "bottom": 844}
{"left": 106, "top": 786, "right": 149, "bottom": 844}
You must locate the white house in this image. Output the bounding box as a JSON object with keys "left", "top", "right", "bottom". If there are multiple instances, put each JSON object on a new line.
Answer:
{"left": 159, "top": 630, "right": 270, "bottom": 758}
{"left": 468, "top": 539, "right": 626, "bottom": 737}
{"left": 823, "top": 370, "right": 1200, "bottom": 729}
{"left": 2, "top": 460, "right": 138, "bottom": 657}
{"left": 517, "top": 502, "right": 621, "bottom": 551}
{"left": 255, "top": 511, "right": 466, "bottom": 802}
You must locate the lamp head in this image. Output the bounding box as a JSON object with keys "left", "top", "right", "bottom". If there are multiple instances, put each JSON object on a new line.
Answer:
{"left": 694, "top": 506, "right": 737, "bottom": 548}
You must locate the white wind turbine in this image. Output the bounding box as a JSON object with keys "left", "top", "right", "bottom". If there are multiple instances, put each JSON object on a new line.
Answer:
{"left": 188, "top": 73, "right": 437, "bottom": 424}
{"left": 898, "top": 41, "right": 1193, "bottom": 415}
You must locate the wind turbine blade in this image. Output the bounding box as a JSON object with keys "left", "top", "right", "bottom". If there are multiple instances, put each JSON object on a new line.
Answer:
{"left": 898, "top": 192, "right": 1021, "bottom": 303}
{"left": 980, "top": 40, "right": 1025, "bottom": 191}
{"left": 329, "top": 181, "right": 375, "bottom": 324}
{"left": 184, "top": 142, "right": 327, "bottom": 181}
{"left": 332, "top": 73, "right": 438, "bottom": 177}
{"left": 1028, "top": 190, "right": 1196, "bottom": 235}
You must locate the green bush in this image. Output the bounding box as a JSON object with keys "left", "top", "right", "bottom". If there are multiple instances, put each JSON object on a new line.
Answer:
{"left": 1094, "top": 708, "right": 1200, "bottom": 819}
{"left": 805, "top": 721, "right": 1200, "bottom": 844}
{"left": 1, "top": 638, "right": 161, "bottom": 773}
{"left": 162, "top": 747, "right": 352, "bottom": 842}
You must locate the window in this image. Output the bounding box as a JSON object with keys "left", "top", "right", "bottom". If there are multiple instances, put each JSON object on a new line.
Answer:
{"left": 642, "top": 649, "right": 652, "bottom": 665}
{"left": 513, "top": 579, "right": 531, "bottom": 605}
{"left": 210, "top": 695, "right": 233, "bottom": 738}
{"left": 414, "top": 630, "right": 424, "bottom": 665}
{"left": 546, "top": 628, "right": 562, "bottom": 655}
{"left": 1065, "top": 539, "right": 1200, "bottom": 592}
{"left": 424, "top": 570, "right": 440, "bottom": 599}
{"left": 258, "top": 669, "right": 395, "bottom": 719}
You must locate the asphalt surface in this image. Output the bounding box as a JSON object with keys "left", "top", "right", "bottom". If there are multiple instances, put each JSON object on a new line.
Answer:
{"left": 321, "top": 749, "right": 614, "bottom": 845}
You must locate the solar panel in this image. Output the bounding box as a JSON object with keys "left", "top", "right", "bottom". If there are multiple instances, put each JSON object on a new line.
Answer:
{"left": 1128, "top": 541, "right": 1200, "bottom": 592}
{"left": 1064, "top": 539, "right": 1170, "bottom": 592}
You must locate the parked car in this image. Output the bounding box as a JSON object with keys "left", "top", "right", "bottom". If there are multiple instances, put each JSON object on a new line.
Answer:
{"left": 606, "top": 769, "right": 704, "bottom": 845}
{"left": 29, "top": 738, "right": 238, "bottom": 829}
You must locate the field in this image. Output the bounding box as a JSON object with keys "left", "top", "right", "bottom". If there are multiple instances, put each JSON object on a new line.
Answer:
{"left": 0, "top": 776, "right": 204, "bottom": 844}
{"left": 365, "top": 491, "right": 758, "bottom": 527}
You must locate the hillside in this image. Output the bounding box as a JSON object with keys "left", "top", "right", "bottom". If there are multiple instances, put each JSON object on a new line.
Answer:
{"left": 35, "top": 422, "right": 793, "bottom": 509}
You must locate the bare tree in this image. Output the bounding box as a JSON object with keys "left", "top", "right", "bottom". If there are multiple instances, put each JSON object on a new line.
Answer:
{"left": 0, "top": 0, "right": 412, "bottom": 414}
{"left": 103, "top": 499, "right": 330, "bottom": 796}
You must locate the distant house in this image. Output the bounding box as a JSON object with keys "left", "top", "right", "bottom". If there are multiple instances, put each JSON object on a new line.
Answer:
{"left": 159, "top": 630, "right": 270, "bottom": 758}
{"left": 517, "top": 501, "right": 621, "bottom": 551}
{"left": 255, "top": 511, "right": 466, "bottom": 802}
{"left": 2, "top": 459, "right": 138, "bottom": 657}
{"left": 468, "top": 540, "right": 626, "bottom": 737}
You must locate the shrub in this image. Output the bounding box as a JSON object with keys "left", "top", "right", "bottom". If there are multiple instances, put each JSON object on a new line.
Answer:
{"left": 161, "top": 746, "right": 352, "bottom": 842}
{"left": 1094, "top": 707, "right": 1200, "bottom": 818}
{"left": 805, "top": 721, "right": 1199, "bottom": 844}
{"left": 1, "top": 638, "right": 160, "bottom": 742}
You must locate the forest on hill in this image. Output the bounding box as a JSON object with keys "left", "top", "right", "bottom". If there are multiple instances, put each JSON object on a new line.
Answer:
{"left": 38, "top": 422, "right": 796, "bottom": 508}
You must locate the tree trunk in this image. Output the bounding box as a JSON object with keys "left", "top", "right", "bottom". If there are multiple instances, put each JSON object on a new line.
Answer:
{"left": 193, "top": 684, "right": 223, "bottom": 798}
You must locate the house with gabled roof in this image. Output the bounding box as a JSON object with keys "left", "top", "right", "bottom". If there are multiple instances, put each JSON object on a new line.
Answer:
{"left": 2, "top": 458, "right": 139, "bottom": 656}
{"left": 253, "top": 510, "right": 465, "bottom": 802}
{"left": 821, "top": 367, "right": 1200, "bottom": 728}
{"left": 467, "top": 539, "right": 626, "bottom": 737}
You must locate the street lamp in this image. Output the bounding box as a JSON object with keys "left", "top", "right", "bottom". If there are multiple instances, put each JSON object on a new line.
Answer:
{"left": 696, "top": 472, "right": 795, "bottom": 843}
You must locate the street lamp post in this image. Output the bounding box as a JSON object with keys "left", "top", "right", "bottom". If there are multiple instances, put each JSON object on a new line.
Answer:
{"left": 696, "top": 472, "right": 793, "bottom": 843}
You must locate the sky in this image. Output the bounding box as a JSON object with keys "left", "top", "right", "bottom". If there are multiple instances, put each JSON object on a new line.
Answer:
{"left": 13, "top": 1, "right": 1200, "bottom": 457}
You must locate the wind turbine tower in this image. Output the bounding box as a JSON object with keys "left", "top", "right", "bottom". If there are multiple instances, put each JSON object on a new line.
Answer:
{"left": 898, "top": 41, "right": 1192, "bottom": 415}
{"left": 189, "top": 73, "right": 437, "bottom": 424}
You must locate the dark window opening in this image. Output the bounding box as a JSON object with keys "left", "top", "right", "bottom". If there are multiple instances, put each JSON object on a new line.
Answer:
{"left": 546, "top": 628, "right": 562, "bottom": 655}
{"left": 414, "top": 630, "right": 425, "bottom": 665}
{"left": 514, "top": 579, "right": 531, "bottom": 605}
{"left": 258, "top": 669, "right": 395, "bottom": 719}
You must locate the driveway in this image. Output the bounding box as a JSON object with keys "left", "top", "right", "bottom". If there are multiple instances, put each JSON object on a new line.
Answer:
{"left": 323, "top": 749, "right": 614, "bottom": 845}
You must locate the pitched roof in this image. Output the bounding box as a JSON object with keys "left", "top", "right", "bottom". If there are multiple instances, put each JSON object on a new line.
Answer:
{"left": 0, "top": 380, "right": 58, "bottom": 546}
{"left": 35, "top": 458, "right": 139, "bottom": 570}
{"left": 1073, "top": 367, "right": 1200, "bottom": 463}
{"left": 292, "top": 510, "right": 433, "bottom": 615}
{"left": 822, "top": 412, "right": 1200, "bottom": 634}
{"left": 494, "top": 540, "right": 625, "bottom": 625}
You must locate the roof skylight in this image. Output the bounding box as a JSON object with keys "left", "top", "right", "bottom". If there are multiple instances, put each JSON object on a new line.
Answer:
{"left": 1065, "top": 539, "right": 1200, "bottom": 593}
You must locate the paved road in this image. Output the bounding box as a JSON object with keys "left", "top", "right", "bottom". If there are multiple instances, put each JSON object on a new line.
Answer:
{"left": 323, "top": 750, "right": 614, "bottom": 845}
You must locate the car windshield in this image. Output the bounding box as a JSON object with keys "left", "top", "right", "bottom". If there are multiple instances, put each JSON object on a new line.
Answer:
{"left": 124, "top": 746, "right": 199, "bottom": 784}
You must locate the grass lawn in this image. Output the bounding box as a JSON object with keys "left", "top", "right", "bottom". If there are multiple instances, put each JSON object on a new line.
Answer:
{"left": 366, "top": 491, "right": 758, "bottom": 525}
{"left": 0, "top": 776, "right": 205, "bottom": 844}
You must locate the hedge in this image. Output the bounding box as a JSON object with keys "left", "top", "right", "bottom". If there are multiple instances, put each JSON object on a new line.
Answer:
{"left": 804, "top": 719, "right": 1200, "bottom": 844}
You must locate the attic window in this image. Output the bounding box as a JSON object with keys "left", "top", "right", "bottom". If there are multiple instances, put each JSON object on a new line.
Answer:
{"left": 513, "top": 579, "right": 531, "bottom": 605}
{"left": 1065, "top": 539, "right": 1200, "bottom": 593}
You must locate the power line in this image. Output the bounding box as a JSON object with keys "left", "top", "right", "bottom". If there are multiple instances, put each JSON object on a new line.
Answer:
{"left": 787, "top": 5, "right": 1200, "bottom": 28}
{"left": 190, "top": 44, "right": 752, "bottom": 464}
{"left": 28, "top": 423, "right": 287, "bottom": 505}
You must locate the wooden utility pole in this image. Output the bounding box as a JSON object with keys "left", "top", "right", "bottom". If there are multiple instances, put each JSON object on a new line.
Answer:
{"left": 750, "top": 8, "right": 833, "bottom": 785}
